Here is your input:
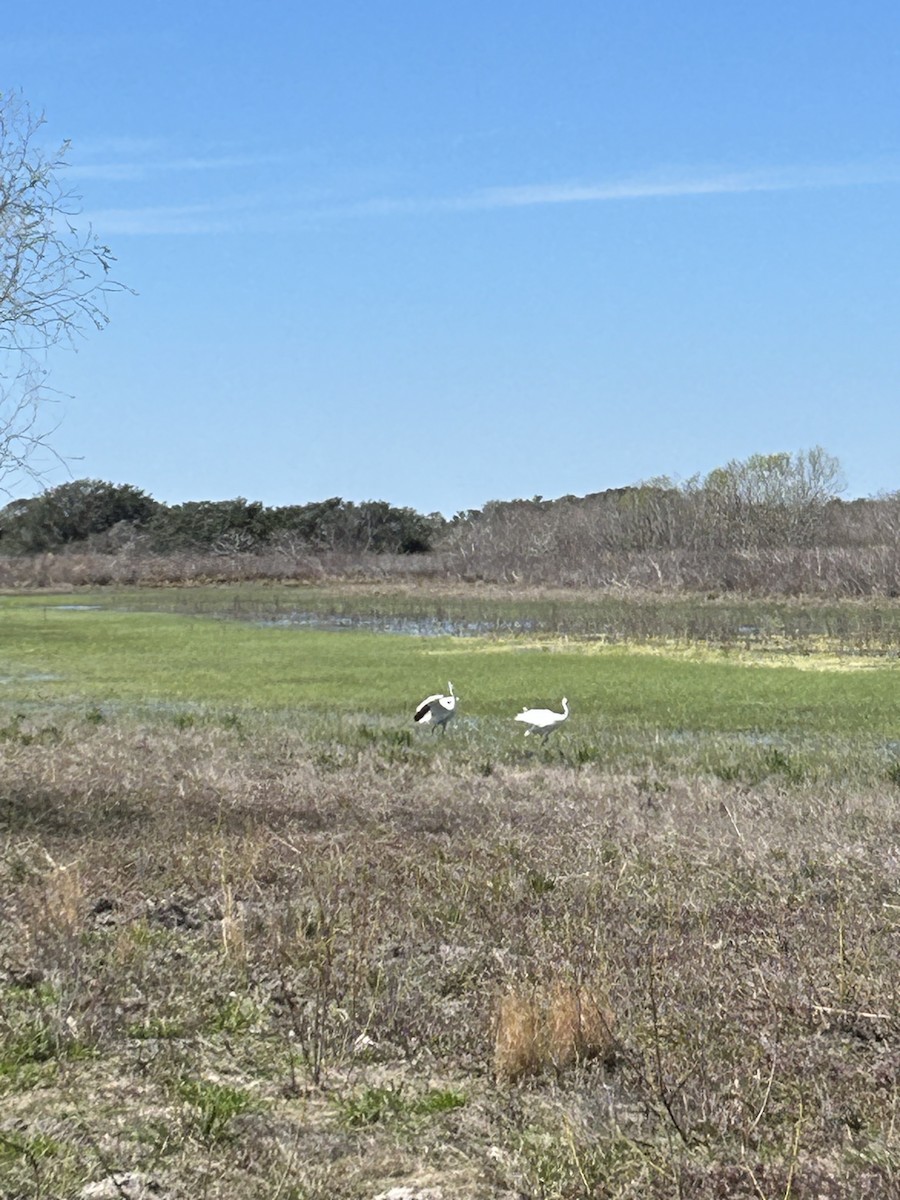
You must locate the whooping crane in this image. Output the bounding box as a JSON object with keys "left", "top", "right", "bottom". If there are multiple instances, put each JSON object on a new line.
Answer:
{"left": 414, "top": 681, "right": 457, "bottom": 733}
{"left": 515, "top": 696, "right": 569, "bottom": 740}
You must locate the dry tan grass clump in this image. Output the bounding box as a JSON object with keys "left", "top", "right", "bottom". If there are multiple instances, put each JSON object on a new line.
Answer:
{"left": 32, "top": 859, "right": 86, "bottom": 950}
{"left": 493, "top": 979, "right": 616, "bottom": 1083}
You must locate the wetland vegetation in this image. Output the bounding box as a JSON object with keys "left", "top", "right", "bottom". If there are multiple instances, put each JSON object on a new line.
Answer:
{"left": 3, "top": 582, "right": 900, "bottom": 1197}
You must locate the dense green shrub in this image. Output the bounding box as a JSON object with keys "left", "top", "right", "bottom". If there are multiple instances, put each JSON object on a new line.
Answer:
{"left": 0, "top": 479, "right": 158, "bottom": 552}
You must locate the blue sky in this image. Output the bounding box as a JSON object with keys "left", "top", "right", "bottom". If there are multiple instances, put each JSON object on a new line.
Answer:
{"left": 4, "top": 2, "right": 900, "bottom": 514}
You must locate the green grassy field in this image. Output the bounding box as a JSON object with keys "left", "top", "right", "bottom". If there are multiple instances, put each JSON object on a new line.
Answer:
{"left": 2, "top": 589, "right": 900, "bottom": 783}
{"left": 4, "top": 586, "right": 900, "bottom": 1198}
{"left": 4, "top": 591, "right": 900, "bottom": 723}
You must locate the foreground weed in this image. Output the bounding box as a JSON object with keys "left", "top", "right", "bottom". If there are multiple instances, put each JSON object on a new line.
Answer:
{"left": 514, "top": 1124, "right": 663, "bottom": 1200}
{"left": 41, "top": 862, "right": 85, "bottom": 944}
{"left": 0, "top": 1129, "right": 69, "bottom": 1200}
{"left": 0, "top": 979, "right": 95, "bottom": 1089}
{"left": 0, "top": 714, "right": 61, "bottom": 746}
{"left": 276, "top": 964, "right": 342, "bottom": 1089}
{"left": 126, "top": 1016, "right": 186, "bottom": 1040}
{"left": 177, "top": 1078, "right": 257, "bottom": 1146}
{"left": 494, "top": 980, "right": 616, "bottom": 1083}
{"left": 710, "top": 744, "right": 809, "bottom": 786}
{"left": 272, "top": 862, "right": 380, "bottom": 1088}
{"left": 219, "top": 883, "right": 248, "bottom": 971}
{"left": 207, "top": 992, "right": 264, "bottom": 1035}
{"left": 413, "top": 1087, "right": 467, "bottom": 1115}
{"left": 335, "top": 1084, "right": 466, "bottom": 1128}
{"left": 0, "top": 1130, "right": 62, "bottom": 1165}
{"left": 336, "top": 1083, "right": 408, "bottom": 1128}
{"left": 0, "top": 1015, "right": 59, "bottom": 1088}
{"left": 526, "top": 870, "right": 557, "bottom": 897}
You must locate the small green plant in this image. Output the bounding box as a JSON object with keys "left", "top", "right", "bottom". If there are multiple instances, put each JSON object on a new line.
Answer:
{"left": 0, "top": 1129, "right": 64, "bottom": 1198}
{"left": 412, "top": 1088, "right": 467, "bottom": 1116}
{"left": 518, "top": 1126, "right": 647, "bottom": 1199}
{"left": 0, "top": 1017, "right": 58, "bottom": 1078}
{"left": 0, "top": 1130, "right": 61, "bottom": 1164}
{"left": 0, "top": 714, "right": 28, "bottom": 743}
{"left": 0, "top": 715, "right": 61, "bottom": 745}
{"left": 762, "top": 746, "right": 806, "bottom": 783}
{"left": 528, "top": 870, "right": 557, "bottom": 896}
{"left": 572, "top": 742, "right": 601, "bottom": 766}
{"left": 207, "top": 993, "right": 261, "bottom": 1035}
{"left": 711, "top": 745, "right": 808, "bottom": 786}
{"left": 335, "top": 1084, "right": 466, "bottom": 1128}
{"left": 126, "top": 1016, "right": 185, "bottom": 1040}
{"left": 337, "top": 1083, "right": 408, "bottom": 1127}
{"left": 177, "top": 1078, "right": 256, "bottom": 1145}
{"left": 0, "top": 987, "right": 93, "bottom": 1087}
{"left": 519, "top": 1129, "right": 585, "bottom": 1199}
{"left": 712, "top": 760, "right": 742, "bottom": 782}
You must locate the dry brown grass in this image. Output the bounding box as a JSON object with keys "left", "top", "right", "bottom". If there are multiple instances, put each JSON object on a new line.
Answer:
{"left": 494, "top": 980, "right": 616, "bottom": 1082}
{"left": 3, "top": 713, "right": 900, "bottom": 1197}
{"left": 0, "top": 547, "right": 447, "bottom": 590}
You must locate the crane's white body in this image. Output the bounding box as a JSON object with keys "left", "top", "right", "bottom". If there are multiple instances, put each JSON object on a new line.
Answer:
{"left": 414, "top": 681, "right": 457, "bottom": 733}
{"left": 515, "top": 696, "right": 569, "bottom": 739}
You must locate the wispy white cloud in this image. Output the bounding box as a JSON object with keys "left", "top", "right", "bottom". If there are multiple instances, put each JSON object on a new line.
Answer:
{"left": 82, "top": 159, "right": 900, "bottom": 235}
{"left": 81, "top": 202, "right": 242, "bottom": 236}
{"left": 68, "top": 151, "right": 288, "bottom": 182}
{"left": 368, "top": 160, "right": 900, "bottom": 216}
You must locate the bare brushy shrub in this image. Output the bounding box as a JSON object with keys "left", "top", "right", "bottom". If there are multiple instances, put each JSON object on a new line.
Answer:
{"left": 494, "top": 979, "right": 616, "bottom": 1082}
{"left": 0, "top": 547, "right": 450, "bottom": 588}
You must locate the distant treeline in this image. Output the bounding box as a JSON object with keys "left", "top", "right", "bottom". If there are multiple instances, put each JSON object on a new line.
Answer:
{"left": 4, "top": 448, "right": 900, "bottom": 596}
{"left": 439, "top": 451, "right": 900, "bottom": 594}
{"left": 0, "top": 482, "right": 445, "bottom": 555}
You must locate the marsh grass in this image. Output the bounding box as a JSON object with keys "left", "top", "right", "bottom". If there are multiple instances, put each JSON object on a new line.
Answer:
{"left": 2, "top": 709, "right": 900, "bottom": 1197}
{"left": 3, "top": 589, "right": 900, "bottom": 1195}
{"left": 28, "top": 581, "right": 900, "bottom": 652}
{"left": 3, "top": 594, "right": 900, "bottom": 758}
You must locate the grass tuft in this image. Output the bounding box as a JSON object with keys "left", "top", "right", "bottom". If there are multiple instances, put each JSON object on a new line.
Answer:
{"left": 493, "top": 980, "right": 616, "bottom": 1083}
{"left": 176, "top": 1078, "right": 258, "bottom": 1145}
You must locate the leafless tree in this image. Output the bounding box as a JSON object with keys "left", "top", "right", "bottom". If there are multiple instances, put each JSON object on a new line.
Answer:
{"left": 0, "top": 90, "right": 122, "bottom": 490}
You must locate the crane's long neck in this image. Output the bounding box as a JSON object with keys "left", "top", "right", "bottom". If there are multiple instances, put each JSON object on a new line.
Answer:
{"left": 561, "top": 698, "right": 569, "bottom": 716}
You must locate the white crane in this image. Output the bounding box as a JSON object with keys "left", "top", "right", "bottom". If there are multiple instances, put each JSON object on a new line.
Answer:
{"left": 515, "top": 696, "right": 569, "bottom": 740}
{"left": 414, "top": 681, "right": 457, "bottom": 733}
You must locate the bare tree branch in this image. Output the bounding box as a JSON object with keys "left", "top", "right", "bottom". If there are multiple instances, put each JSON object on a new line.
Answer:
{"left": 0, "top": 89, "right": 125, "bottom": 491}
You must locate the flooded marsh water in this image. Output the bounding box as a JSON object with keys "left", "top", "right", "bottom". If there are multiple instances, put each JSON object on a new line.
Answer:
{"left": 32, "top": 583, "right": 900, "bottom": 660}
